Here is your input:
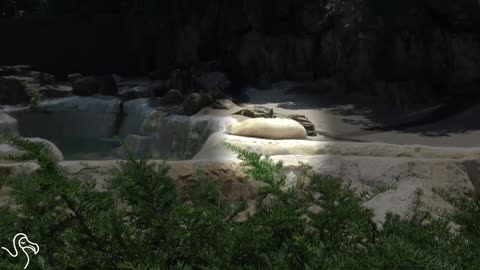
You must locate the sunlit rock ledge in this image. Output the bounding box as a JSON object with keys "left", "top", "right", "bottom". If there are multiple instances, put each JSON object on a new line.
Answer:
{"left": 194, "top": 132, "right": 480, "bottom": 161}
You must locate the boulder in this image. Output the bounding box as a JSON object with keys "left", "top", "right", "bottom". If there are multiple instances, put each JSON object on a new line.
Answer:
{"left": 182, "top": 93, "right": 214, "bottom": 116}
{"left": 233, "top": 106, "right": 316, "bottom": 136}
{"left": 37, "top": 84, "right": 72, "bottom": 99}
{"left": 0, "top": 66, "right": 55, "bottom": 85}
{"left": 0, "top": 70, "right": 69, "bottom": 105}
{"left": 0, "top": 144, "right": 23, "bottom": 160}
{"left": 26, "top": 138, "right": 64, "bottom": 162}
{"left": 150, "top": 80, "right": 172, "bottom": 97}
{"left": 285, "top": 114, "right": 316, "bottom": 136}
{"left": 117, "top": 98, "right": 163, "bottom": 137}
{"left": 162, "top": 89, "right": 184, "bottom": 105}
{"left": 211, "top": 99, "right": 240, "bottom": 110}
{"left": 0, "top": 113, "right": 19, "bottom": 135}
{"left": 118, "top": 82, "right": 153, "bottom": 100}
{"left": 0, "top": 65, "right": 33, "bottom": 77}
{"left": 68, "top": 73, "right": 83, "bottom": 85}
{"left": 0, "top": 137, "right": 63, "bottom": 162}
{"left": 27, "top": 71, "right": 55, "bottom": 85}
{"left": 234, "top": 106, "right": 273, "bottom": 118}
{"left": 72, "top": 75, "right": 117, "bottom": 96}
{"left": 193, "top": 72, "right": 231, "bottom": 97}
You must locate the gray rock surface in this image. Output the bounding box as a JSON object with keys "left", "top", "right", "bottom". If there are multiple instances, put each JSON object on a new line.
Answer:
{"left": 194, "top": 132, "right": 480, "bottom": 161}
{"left": 183, "top": 93, "right": 214, "bottom": 116}
{"left": 193, "top": 72, "right": 231, "bottom": 97}
{"left": 0, "top": 67, "right": 70, "bottom": 105}
{"left": 0, "top": 137, "right": 63, "bottom": 162}
{"left": 162, "top": 89, "right": 184, "bottom": 105}
{"left": 0, "top": 113, "right": 19, "bottom": 135}
{"left": 118, "top": 97, "right": 235, "bottom": 160}
{"left": 72, "top": 75, "right": 117, "bottom": 96}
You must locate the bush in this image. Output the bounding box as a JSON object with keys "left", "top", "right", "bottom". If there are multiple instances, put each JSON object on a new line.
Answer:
{"left": 0, "top": 136, "right": 479, "bottom": 269}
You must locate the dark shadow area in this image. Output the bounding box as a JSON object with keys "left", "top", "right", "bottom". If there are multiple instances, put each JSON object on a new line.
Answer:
{"left": 270, "top": 80, "right": 480, "bottom": 137}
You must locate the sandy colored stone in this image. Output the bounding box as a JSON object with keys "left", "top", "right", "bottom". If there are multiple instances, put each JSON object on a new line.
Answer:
{"left": 194, "top": 132, "right": 480, "bottom": 161}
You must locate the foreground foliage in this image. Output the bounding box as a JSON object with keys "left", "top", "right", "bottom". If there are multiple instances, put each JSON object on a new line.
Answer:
{"left": 0, "top": 136, "right": 478, "bottom": 269}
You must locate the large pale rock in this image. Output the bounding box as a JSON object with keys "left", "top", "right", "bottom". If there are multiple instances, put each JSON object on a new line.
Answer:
{"left": 0, "top": 113, "right": 19, "bottom": 135}
{"left": 118, "top": 98, "right": 162, "bottom": 137}
{"left": 27, "top": 138, "right": 64, "bottom": 162}
{"left": 72, "top": 75, "right": 117, "bottom": 96}
{"left": 183, "top": 93, "right": 214, "bottom": 116}
{"left": 122, "top": 113, "right": 234, "bottom": 160}
{"left": 0, "top": 137, "right": 63, "bottom": 162}
{"left": 5, "top": 97, "right": 121, "bottom": 139}
{"left": 272, "top": 155, "right": 475, "bottom": 225}
{"left": 118, "top": 80, "right": 153, "bottom": 100}
{"left": 194, "top": 132, "right": 480, "bottom": 161}
{"left": 0, "top": 144, "right": 24, "bottom": 160}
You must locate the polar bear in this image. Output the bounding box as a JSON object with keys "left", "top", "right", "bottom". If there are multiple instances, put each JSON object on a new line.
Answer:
{"left": 224, "top": 117, "right": 307, "bottom": 140}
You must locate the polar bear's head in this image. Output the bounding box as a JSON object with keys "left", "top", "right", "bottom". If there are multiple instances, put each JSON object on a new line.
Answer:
{"left": 223, "top": 118, "right": 238, "bottom": 134}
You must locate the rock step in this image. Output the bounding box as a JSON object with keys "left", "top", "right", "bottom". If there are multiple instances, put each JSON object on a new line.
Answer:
{"left": 194, "top": 132, "right": 480, "bottom": 161}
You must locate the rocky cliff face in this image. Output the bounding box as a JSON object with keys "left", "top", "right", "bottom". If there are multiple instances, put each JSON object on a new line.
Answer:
{"left": 136, "top": 0, "right": 480, "bottom": 110}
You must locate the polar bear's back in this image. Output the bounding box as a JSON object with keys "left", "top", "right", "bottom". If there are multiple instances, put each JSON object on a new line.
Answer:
{"left": 226, "top": 117, "right": 307, "bottom": 140}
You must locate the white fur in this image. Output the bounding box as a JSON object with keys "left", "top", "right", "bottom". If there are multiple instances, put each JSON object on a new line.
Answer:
{"left": 224, "top": 117, "right": 307, "bottom": 140}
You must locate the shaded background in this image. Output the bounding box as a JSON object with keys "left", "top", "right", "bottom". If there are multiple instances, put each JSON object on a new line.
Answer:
{"left": 1, "top": 0, "right": 480, "bottom": 109}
